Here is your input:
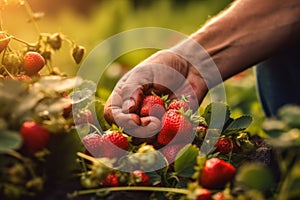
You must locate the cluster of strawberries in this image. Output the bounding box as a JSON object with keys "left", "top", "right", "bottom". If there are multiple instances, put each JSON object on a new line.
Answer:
{"left": 79, "top": 93, "right": 244, "bottom": 199}
{"left": 0, "top": 32, "right": 47, "bottom": 81}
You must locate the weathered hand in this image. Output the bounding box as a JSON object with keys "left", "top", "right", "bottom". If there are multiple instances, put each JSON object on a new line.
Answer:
{"left": 104, "top": 50, "right": 207, "bottom": 138}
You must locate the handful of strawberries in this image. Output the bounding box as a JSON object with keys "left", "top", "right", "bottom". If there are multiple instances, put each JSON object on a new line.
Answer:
{"left": 78, "top": 92, "right": 255, "bottom": 200}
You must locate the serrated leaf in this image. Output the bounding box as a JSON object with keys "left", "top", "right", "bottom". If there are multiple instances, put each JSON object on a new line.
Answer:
{"left": 35, "top": 97, "right": 71, "bottom": 115}
{"left": 224, "top": 115, "right": 252, "bottom": 133}
{"left": 0, "top": 130, "right": 22, "bottom": 152}
{"left": 34, "top": 76, "right": 83, "bottom": 93}
{"left": 13, "top": 92, "right": 44, "bottom": 119}
{"left": 203, "top": 102, "right": 230, "bottom": 129}
{"left": 71, "top": 81, "right": 96, "bottom": 110}
{"left": 174, "top": 144, "right": 199, "bottom": 177}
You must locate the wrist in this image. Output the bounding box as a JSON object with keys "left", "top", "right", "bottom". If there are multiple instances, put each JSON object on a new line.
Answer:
{"left": 169, "top": 36, "right": 224, "bottom": 91}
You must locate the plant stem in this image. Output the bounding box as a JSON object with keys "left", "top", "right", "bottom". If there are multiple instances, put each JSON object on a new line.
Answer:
{"left": 0, "top": 64, "right": 14, "bottom": 79}
{"left": 11, "top": 36, "right": 35, "bottom": 47}
{"left": 69, "top": 186, "right": 190, "bottom": 198}
{"left": 23, "top": 0, "right": 40, "bottom": 34}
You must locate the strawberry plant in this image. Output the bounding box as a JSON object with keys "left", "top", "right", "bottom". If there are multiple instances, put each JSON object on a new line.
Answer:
{"left": 0, "top": 1, "right": 91, "bottom": 199}
{"left": 72, "top": 102, "right": 262, "bottom": 200}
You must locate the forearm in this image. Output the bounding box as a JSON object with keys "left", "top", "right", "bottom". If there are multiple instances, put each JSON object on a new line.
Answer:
{"left": 191, "top": 0, "right": 300, "bottom": 81}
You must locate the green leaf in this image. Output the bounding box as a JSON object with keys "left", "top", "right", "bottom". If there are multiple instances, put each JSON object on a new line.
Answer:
{"left": 71, "top": 80, "right": 97, "bottom": 110}
{"left": 0, "top": 130, "right": 22, "bottom": 152}
{"left": 35, "top": 97, "right": 71, "bottom": 115}
{"left": 223, "top": 115, "right": 252, "bottom": 133}
{"left": 278, "top": 105, "right": 300, "bottom": 128}
{"left": 235, "top": 163, "right": 276, "bottom": 193}
{"left": 203, "top": 102, "right": 230, "bottom": 129}
{"left": 34, "top": 76, "right": 83, "bottom": 93}
{"left": 174, "top": 144, "right": 199, "bottom": 177}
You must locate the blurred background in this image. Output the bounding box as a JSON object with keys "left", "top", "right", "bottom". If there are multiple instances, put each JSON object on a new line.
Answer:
{"left": 0, "top": 0, "right": 265, "bottom": 136}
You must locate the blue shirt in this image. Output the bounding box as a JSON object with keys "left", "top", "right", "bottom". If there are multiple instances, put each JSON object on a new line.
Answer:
{"left": 255, "top": 45, "right": 300, "bottom": 116}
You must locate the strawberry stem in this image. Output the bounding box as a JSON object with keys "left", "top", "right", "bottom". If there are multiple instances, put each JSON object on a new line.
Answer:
{"left": 68, "top": 186, "right": 190, "bottom": 198}
{"left": 11, "top": 36, "right": 36, "bottom": 47}
{"left": 0, "top": 64, "right": 15, "bottom": 79}
{"left": 77, "top": 152, "right": 99, "bottom": 163}
{"left": 22, "top": 0, "right": 40, "bottom": 34}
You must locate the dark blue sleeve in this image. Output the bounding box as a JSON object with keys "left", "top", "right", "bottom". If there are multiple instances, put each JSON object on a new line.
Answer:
{"left": 255, "top": 46, "right": 300, "bottom": 117}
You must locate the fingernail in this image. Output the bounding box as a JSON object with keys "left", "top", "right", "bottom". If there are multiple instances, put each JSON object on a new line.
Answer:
{"left": 122, "top": 99, "right": 135, "bottom": 113}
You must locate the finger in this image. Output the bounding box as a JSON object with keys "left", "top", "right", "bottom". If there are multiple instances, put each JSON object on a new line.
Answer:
{"left": 123, "top": 116, "right": 161, "bottom": 138}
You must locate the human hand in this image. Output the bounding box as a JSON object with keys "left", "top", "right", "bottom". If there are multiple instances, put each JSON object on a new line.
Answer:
{"left": 104, "top": 49, "right": 208, "bottom": 139}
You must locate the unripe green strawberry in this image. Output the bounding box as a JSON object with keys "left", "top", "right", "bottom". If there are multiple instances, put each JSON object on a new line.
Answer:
{"left": 20, "top": 121, "right": 50, "bottom": 155}
{"left": 157, "top": 109, "right": 193, "bottom": 145}
{"left": 22, "top": 51, "right": 45, "bottom": 75}
{"left": 131, "top": 170, "right": 151, "bottom": 186}
{"left": 140, "top": 94, "right": 166, "bottom": 118}
{"left": 200, "top": 158, "right": 236, "bottom": 189}
{"left": 0, "top": 32, "right": 10, "bottom": 53}
{"left": 136, "top": 145, "right": 159, "bottom": 170}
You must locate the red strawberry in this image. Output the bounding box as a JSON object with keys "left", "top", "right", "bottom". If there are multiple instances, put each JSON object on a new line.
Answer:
{"left": 20, "top": 121, "right": 50, "bottom": 155}
{"left": 0, "top": 32, "right": 10, "bottom": 53}
{"left": 157, "top": 109, "right": 193, "bottom": 145}
{"left": 195, "top": 188, "right": 212, "bottom": 200}
{"left": 101, "top": 130, "right": 129, "bottom": 158}
{"left": 140, "top": 95, "right": 165, "bottom": 118}
{"left": 22, "top": 51, "right": 45, "bottom": 75}
{"left": 200, "top": 158, "right": 236, "bottom": 189}
{"left": 167, "top": 99, "right": 189, "bottom": 111}
{"left": 161, "top": 143, "right": 186, "bottom": 164}
{"left": 81, "top": 133, "right": 103, "bottom": 157}
{"left": 102, "top": 173, "right": 120, "bottom": 187}
{"left": 131, "top": 170, "right": 151, "bottom": 186}
{"left": 214, "top": 138, "right": 239, "bottom": 155}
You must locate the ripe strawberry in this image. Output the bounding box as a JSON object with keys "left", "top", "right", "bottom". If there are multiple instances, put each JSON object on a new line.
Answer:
{"left": 157, "top": 109, "right": 193, "bottom": 145}
{"left": 161, "top": 143, "right": 186, "bottom": 164}
{"left": 102, "top": 173, "right": 120, "bottom": 187}
{"left": 200, "top": 158, "right": 236, "bottom": 189}
{"left": 214, "top": 138, "right": 239, "bottom": 155}
{"left": 195, "top": 188, "right": 212, "bottom": 200}
{"left": 140, "top": 95, "right": 166, "bottom": 118}
{"left": 81, "top": 133, "right": 103, "bottom": 157}
{"left": 167, "top": 99, "right": 189, "bottom": 111}
{"left": 101, "top": 130, "right": 129, "bottom": 158}
{"left": 0, "top": 32, "right": 10, "bottom": 53}
{"left": 131, "top": 170, "right": 151, "bottom": 186}
{"left": 22, "top": 51, "right": 45, "bottom": 75}
{"left": 20, "top": 121, "right": 50, "bottom": 155}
